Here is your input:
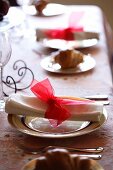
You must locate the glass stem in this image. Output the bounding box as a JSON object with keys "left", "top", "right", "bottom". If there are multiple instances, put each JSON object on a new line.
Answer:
{"left": 0, "top": 66, "right": 4, "bottom": 101}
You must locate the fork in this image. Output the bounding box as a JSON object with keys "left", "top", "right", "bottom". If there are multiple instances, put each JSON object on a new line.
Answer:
{"left": 21, "top": 145, "right": 104, "bottom": 154}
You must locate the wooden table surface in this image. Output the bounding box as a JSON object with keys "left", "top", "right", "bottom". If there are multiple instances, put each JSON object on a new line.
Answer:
{"left": 1, "top": 5, "right": 113, "bottom": 170}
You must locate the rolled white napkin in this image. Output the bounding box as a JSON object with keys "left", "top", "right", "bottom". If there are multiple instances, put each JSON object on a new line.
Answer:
{"left": 36, "top": 29, "right": 99, "bottom": 41}
{"left": 5, "top": 94, "right": 103, "bottom": 122}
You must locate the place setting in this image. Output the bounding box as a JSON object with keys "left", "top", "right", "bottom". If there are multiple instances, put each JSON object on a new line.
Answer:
{"left": 40, "top": 49, "right": 96, "bottom": 74}
{"left": 33, "top": 3, "right": 100, "bottom": 57}
{"left": 5, "top": 78, "right": 108, "bottom": 139}
{"left": 16, "top": 0, "right": 67, "bottom": 17}
{"left": 4, "top": 77, "right": 107, "bottom": 170}
{"left": 35, "top": 13, "right": 99, "bottom": 74}
{"left": 36, "top": 26, "right": 100, "bottom": 49}
{"left": 4, "top": 76, "right": 106, "bottom": 170}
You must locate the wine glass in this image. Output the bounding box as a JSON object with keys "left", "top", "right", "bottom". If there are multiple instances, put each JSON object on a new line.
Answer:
{"left": 17, "top": 0, "right": 31, "bottom": 6}
{"left": 0, "top": 31, "right": 12, "bottom": 111}
{"left": 16, "top": 0, "right": 33, "bottom": 14}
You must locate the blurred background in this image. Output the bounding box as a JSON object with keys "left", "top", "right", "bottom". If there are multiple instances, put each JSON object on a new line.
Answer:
{"left": 52, "top": 0, "right": 113, "bottom": 30}
{"left": 9, "top": 0, "right": 113, "bottom": 30}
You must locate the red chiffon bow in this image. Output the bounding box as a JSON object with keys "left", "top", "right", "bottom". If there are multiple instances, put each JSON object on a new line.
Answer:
{"left": 31, "top": 79, "right": 92, "bottom": 127}
{"left": 45, "top": 27, "right": 83, "bottom": 40}
{"left": 44, "top": 11, "right": 84, "bottom": 40}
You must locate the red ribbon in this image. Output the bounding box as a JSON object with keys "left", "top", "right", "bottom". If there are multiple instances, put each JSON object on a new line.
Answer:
{"left": 31, "top": 78, "right": 92, "bottom": 127}
{"left": 45, "top": 27, "right": 83, "bottom": 40}
{"left": 44, "top": 11, "right": 84, "bottom": 40}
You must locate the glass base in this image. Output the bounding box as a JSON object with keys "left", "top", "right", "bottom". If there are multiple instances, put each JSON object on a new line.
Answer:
{"left": 0, "top": 99, "right": 5, "bottom": 111}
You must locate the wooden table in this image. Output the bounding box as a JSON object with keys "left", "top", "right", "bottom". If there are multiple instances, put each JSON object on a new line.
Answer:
{"left": 1, "top": 5, "right": 113, "bottom": 170}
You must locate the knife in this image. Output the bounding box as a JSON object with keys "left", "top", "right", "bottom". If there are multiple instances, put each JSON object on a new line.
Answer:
{"left": 84, "top": 95, "right": 108, "bottom": 100}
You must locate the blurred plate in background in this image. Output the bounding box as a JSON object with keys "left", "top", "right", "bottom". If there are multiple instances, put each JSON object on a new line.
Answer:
{"left": 40, "top": 54, "right": 96, "bottom": 74}
{"left": 23, "top": 3, "right": 67, "bottom": 16}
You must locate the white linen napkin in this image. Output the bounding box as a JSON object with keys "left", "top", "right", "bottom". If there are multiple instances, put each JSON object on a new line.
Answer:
{"left": 36, "top": 29, "right": 99, "bottom": 41}
{"left": 5, "top": 94, "right": 103, "bottom": 122}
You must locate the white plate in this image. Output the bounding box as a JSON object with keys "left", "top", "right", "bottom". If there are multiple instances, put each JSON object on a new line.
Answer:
{"left": 23, "top": 3, "right": 67, "bottom": 16}
{"left": 22, "top": 158, "right": 104, "bottom": 170}
{"left": 24, "top": 117, "right": 90, "bottom": 134}
{"left": 42, "top": 38, "right": 99, "bottom": 50}
{"left": 8, "top": 108, "right": 107, "bottom": 138}
{"left": 0, "top": 7, "right": 25, "bottom": 31}
{"left": 40, "top": 54, "right": 96, "bottom": 74}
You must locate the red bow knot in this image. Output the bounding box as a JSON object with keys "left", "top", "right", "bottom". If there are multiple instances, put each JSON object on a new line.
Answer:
{"left": 47, "top": 97, "right": 57, "bottom": 105}
{"left": 31, "top": 79, "right": 71, "bottom": 127}
{"left": 45, "top": 27, "right": 83, "bottom": 40}
{"left": 31, "top": 78, "right": 92, "bottom": 127}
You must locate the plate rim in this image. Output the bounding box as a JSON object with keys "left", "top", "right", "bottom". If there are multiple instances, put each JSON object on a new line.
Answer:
{"left": 7, "top": 108, "right": 107, "bottom": 138}
{"left": 42, "top": 37, "right": 99, "bottom": 49}
{"left": 40, "top": 54, "right": 96, "bottom": 74}
{"left": 42, "top": 3, "right": 67, "bottom": 17}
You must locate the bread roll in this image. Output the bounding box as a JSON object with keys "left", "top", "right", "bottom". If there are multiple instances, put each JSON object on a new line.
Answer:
{"left": 54, "top": 49, "right": 84, "bottom": 69}
{"left": 34, "top": 148, "right": 91, "bottom": 170}
{"left": 32, "top": 0, "right": 49, "bottom": 15}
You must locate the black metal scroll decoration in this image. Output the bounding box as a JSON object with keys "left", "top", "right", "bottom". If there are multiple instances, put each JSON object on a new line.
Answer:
{"left": 3, "top": 60, "right": 34, "bottom": 97}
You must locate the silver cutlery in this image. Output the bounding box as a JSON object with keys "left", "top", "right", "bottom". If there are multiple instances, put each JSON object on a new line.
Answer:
{"left": 83, "top": 94, "right": 109, "bottom": 105}
{"left": 92, "top": 100, "right": 109, "bottom": 105}
{"left": 84, "top": 94, "right": 108, "bottom": 100}
{"left": 21, "top": 146, "right": 104, "bottom": 155}
{"left": 71, "top": 153, "right": 102, "bottom": 160}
